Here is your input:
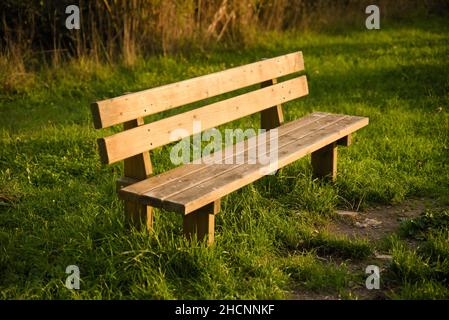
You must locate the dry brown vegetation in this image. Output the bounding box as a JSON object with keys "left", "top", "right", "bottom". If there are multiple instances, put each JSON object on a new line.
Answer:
{"left": 1, "top": 0, "right": 447, "bottom": 66}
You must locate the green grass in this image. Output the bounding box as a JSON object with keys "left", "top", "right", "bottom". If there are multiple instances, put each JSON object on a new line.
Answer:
{"left": 1, "top": 16, "right": 449, "bottom": 299}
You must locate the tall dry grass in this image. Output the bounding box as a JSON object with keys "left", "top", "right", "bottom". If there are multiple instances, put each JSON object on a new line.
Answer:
{"left": 0, "top": 0, "right": 447, "bottom": 92}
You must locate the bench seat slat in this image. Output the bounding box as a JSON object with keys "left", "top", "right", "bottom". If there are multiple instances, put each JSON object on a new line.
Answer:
{"left": 151, "top": 114, "right": 367, "bottom": 213}
{"left": 119, "top": 112, "right": 368, "bottom": 214}
{"left": 141, "top": 114, "right": 345, "bottom": 203}
{"left": 116, "top": 112, "right": 326, "bottom": 200}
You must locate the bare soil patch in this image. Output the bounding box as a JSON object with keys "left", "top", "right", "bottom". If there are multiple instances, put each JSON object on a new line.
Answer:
{"left": 328, "top": 198, "right": 435, "bottom": 242}
{"left": 291, "top": 198, "right": 441, "bottom": 300}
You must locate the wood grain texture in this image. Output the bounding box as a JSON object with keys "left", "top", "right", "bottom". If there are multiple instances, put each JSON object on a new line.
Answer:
{"left": 98, "top": 75, "right": 309, "bottom": 164}
{"left": 91, "top": 52, "right": 304, "bottom": 129}
{"left": 118, "top": 112, "right": 328, "bottom": 203}
{"left": 143, "top": 114, "right": 335, "bottom": 206}
{"left": 119, "top": 112, "right": 369, "bottom": 214}
{"left": 162, "top": 116, "right": 362, "bottom": 214}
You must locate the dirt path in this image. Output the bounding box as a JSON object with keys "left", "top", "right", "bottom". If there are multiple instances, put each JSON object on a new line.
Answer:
{"left": 290, "top": 198, "right": 440, "bottom": 300}
{"left": 328, "top": 198, "right": 432, "bottom": 241}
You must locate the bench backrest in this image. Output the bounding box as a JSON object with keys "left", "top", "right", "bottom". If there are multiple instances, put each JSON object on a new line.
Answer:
{"left": 91, "top": 52, "right": 308, "bottom": 166}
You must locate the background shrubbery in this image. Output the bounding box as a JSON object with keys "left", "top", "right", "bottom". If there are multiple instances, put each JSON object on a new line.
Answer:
{"left": 1, "top": 0, "right": 448, "bottom": 64}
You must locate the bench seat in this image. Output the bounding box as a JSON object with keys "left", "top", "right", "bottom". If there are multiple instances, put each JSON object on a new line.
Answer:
{"left": 119, "top": 112, "right": 368, "bottom": 215}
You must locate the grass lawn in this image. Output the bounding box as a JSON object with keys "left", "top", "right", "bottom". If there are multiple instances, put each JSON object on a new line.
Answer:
{"left": 0, "top": 16, "right": 448, "bottom": 299}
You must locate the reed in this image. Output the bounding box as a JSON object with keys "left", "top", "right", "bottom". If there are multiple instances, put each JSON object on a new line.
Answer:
{"left": 0, "top": 0, "right": 446, "bottom": 69}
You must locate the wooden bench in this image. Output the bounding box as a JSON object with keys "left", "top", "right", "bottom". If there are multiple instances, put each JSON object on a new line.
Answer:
{"left": 91, "top": 52, "right": 369, "bottom": 245}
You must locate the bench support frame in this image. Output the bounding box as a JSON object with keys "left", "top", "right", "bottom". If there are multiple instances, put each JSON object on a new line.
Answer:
{"left": 311, "top": 134, "right": 352, "bottom": 182}
{"left": 260, "top": 79, "right": 284, "bottom": 130}
{"left": 311, "top": 142, "right": 337, "bottom": 182}
{"left": 122, "top": 118, "right": 153, "bottom": 231}
{"left": 183, "top": 199, "right": 220, "bottom": 245}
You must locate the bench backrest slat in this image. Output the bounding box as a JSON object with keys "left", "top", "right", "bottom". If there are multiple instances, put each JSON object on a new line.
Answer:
{"left": 91, "top": 52, "right": 304, "bottom": 129}
{"left": 98, "top": 75, "right": 308, "bottom": 164}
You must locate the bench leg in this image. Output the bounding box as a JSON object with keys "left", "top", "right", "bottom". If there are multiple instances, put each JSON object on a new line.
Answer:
{"left": 122, "top": 118, "right": 153, "bottom": 232}
{"left": 311, "top": 142, "right": 337, "bottom": 182}
{"left": 125, "top": 201, "right": 153, "bottom": 231}
{"left": 183, "top": 200, "right": 220, "bottom": 245}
